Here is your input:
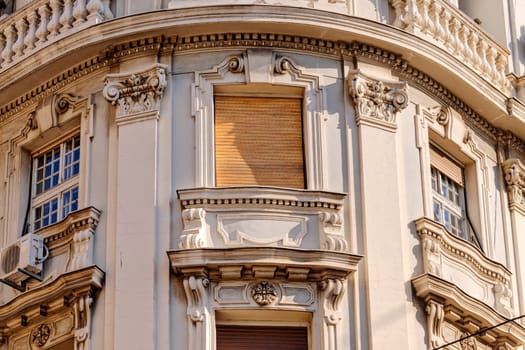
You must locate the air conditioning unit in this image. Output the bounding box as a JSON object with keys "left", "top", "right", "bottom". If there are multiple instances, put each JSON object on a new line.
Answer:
{"left": 0, "top": 234, "right": 46, "bottom": 285}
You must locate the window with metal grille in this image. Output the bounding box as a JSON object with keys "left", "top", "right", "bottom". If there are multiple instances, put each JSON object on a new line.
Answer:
{"left": 31, "top": 134, "right": 80, "bottom": 231}
{"left": 214, "top": 96, "right": 305, "bottom": 189}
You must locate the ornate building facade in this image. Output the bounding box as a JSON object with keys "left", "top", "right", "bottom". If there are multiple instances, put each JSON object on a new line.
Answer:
{"left": 0, "top": 0, "right": 524, "bottom": 349}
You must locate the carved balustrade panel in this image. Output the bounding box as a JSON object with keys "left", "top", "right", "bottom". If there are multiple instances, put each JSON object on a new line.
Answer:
{"left": 0, "top": 0, "right": 113, "bottom": 71}
{"left": 390, "top": 0, "right": 510, "bottom": 92}
{"left": 177, "top": 187, "right": 348, "bottom": 252}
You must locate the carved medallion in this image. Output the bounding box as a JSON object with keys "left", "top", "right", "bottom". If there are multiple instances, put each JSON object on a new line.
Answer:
{"left": 251, "top": 281, "right": 278, "bottom": 306}
{"left": 31, "top": 323, "right": 51, "bottom": 347}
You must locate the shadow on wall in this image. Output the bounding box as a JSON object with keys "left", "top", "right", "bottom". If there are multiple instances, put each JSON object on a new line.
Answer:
{"left": 0, "top": 0, "right": 13, "bottom": 17}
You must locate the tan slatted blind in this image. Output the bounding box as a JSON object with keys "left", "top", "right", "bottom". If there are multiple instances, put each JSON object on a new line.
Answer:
{"left": 430, "top": 146, "right": 464, "bottom": 186}
{"left": 215, "top": 96, "right": 305, "bottom": 188}
{"left": 216, "top": 325, "right": 308, "bottom": 350}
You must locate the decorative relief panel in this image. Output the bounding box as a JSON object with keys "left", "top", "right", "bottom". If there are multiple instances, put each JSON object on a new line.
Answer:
{"left": 348, "top": 69, "right": 408, "bottom": 132}
{"left": 214, "top": 281, "right": 315, "bottom": 308}
{"left": 217, "top": 214, "right": 307, "bottom": 247}
{"left": 103, "top": 63, "right": 167, "bottom": 119}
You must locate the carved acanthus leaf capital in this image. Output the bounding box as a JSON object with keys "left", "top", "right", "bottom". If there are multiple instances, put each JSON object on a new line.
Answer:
{"left": 501, "top": 159, "right": 525, "bottom": 213}
{"left": 349, "top": 70, "right": 408, "bottom": 131}
{"left": 103, "top": 63, "right": 168, "bottom": 117}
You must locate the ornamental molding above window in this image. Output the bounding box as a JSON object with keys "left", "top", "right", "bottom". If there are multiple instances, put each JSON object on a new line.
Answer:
{"left": 0, "top": 266, "right": 104, "bottom": 350}
{"left": 168, "top": 247, "right": 361, "bottom": 350}
{"left": 191, "top": 50, "right": 327, "bottom": 189}
{"left": 103, "top": 63, "right": 168, "bottom": 120}
{"left": 348, "top": 69, "right": 408, "bottom": 132}
{"left": 501, "top": 158, "right": 525, "bottom": 215}
{"left": 414, "top": 217, "right": 513, "bottom": 317}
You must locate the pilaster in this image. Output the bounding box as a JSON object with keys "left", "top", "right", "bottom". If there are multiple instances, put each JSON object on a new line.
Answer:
{"left": 103, "top": 63, "right": 167, "bottom": 350}
{"left": 348, "top": 68, "right": 410, "bottom": 349}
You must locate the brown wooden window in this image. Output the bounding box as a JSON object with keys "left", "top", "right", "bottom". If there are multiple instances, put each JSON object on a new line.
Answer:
{"left": 214, "top": 96, "right": 305, "bottom": 189}
{"left": 216, "top": 325, "right": 308, "bottom": 350}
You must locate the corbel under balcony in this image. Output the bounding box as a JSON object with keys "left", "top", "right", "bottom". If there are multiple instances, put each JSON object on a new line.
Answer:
{"left": 176, "top": 187, "right": 349, "bottom": 252}
{"left": 412, "top": 217, "right": 523, "bottom": 349}
{"left": 0, "top": 265, "right": 104, "bottom": 349}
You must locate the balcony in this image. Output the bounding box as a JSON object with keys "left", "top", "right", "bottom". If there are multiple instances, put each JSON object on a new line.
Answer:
{"left": 411, "top": 217, "right": 525, "bottom": 348}
{"left": 176, "top": 187, "right": 349, "bottom": 252}
{"left": 0, "top": 0, "right": 112, "bottom": 72}
{"left": 390, "top": 0, "right": 510, "bottom": 92}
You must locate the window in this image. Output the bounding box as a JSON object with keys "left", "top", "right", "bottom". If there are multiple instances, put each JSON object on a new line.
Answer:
{"left": 214, "top": 95, "right": 305, "bottom": 189}
{"left": 430, "top": 146, "right": 467, "bottom": 239}
{"left": 216, "top": 325, "right": 308, "bottom": 350}
{"left": 31, "top": 134, "right": 80, "bottom": 231}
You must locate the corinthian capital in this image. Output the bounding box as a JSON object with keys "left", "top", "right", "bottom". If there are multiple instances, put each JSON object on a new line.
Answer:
{"left": 502, "top": 159, "right": 525, "bottom": 214}
{"left": 103, "top": 63, "right": 168, "bottom": 118}
{"left": 348, "top": 70, "right": 408, "bottom": 132}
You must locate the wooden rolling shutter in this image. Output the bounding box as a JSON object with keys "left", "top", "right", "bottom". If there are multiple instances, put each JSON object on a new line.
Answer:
{"left": 430, "top": 146, "right": 464, "bottom": 186}
{"left": 215, "top": 96, "right": 305, "bottom": 189}
{"left": 216, "top": 325, "right": 308, "bottom": 350}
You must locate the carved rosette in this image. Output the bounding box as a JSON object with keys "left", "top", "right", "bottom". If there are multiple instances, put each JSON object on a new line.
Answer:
{"left": 31, "top": 323, "right": 51, "bottom": 347}
{"left": 349, "top": 70, "right": 408, "bottom": 131}
{"left": 250, "top": 281, "right": 278, "bottom": 306}
{"left": 501, "top": 159, "right": 525, "bottom": 214}
{"left": 103, "top": 63, "right": 168, "bottom": 118}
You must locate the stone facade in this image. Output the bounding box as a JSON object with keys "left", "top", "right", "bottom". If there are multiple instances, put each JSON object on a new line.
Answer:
{"left": 0, "top": 1, "right": 525, "bottom": 349}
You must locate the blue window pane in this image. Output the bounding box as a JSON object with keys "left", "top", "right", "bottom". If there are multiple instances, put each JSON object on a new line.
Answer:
{"left": 73, "top": 163, "right": 79, "bottom": 175}
{"left": 52, "top": 174, "right": 59, "bottom": 187}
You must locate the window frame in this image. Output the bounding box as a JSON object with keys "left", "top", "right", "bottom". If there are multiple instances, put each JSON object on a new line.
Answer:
{"left": 29, "top": 131, "right": 81, "bottom": 232}
{"left": 192, "top": 53, "right": 327, "bottom": 190}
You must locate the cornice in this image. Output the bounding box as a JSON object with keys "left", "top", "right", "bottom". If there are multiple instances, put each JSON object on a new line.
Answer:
{"left": 0, "top": 266, "right": 104, "bottom": 326}
{"left": 167, "top": 247, "right": 362, "bottom": 281}
{"left": 177, "top": 186, "right": 346, "bottom": 211}
{"left": 35, "top": 206, "right": 101, "bottom": 249}
{"left": 0, "top": 23, "right": 525, "bottom": 154}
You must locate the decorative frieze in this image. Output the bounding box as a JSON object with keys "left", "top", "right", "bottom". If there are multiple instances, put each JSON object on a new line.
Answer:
{"left": 103, "top": 63, "right": 168, "bottom": 118}
{"left": 31, "top": 323, "right": 51, "bottom": 347}
{"left": 501, "top": 159, "right": 525, "bottom": 214}
{"left": 179, "top": 208, "right": 208, "bottom": 249}
{"left": 348, "top": 70, "right": 408, "bottom": 132}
